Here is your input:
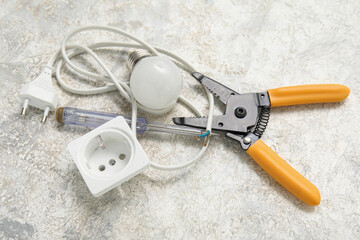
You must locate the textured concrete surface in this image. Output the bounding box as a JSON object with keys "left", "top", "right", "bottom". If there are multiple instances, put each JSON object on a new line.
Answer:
{"left": 1, "top": 0, "right": 359, "bottom": 239}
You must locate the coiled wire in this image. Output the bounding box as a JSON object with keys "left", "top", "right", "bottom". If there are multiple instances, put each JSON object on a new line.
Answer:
{"left": 47, "top": 25, "right": 215, "bottom": 171}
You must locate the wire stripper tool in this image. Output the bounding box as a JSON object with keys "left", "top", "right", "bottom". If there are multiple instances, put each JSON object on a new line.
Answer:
{"left": 173, "top": 72, "right": 350, "bottom": 206}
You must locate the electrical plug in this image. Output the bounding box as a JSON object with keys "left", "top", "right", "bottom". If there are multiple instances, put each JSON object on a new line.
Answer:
{"left": 19, "top": 66, "right": 59, "bottom": 123}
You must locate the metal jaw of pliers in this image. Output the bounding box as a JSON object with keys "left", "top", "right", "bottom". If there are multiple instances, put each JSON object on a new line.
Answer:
{"left": 173, "top": 72, "right": 350, "bottom": 206}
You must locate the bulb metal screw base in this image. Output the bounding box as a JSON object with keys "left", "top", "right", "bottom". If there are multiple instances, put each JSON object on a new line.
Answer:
{"left": 126, "top": 49, "right": 152, "bottom": 72}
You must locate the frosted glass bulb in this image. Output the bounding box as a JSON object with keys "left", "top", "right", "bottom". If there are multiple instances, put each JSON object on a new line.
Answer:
{"left": 130, "top": 56, "right": 183, "bottom": 111}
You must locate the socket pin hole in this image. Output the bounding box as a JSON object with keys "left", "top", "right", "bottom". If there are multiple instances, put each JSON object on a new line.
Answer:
{"left": 260, "top": 94, "right": 265, "bottom": 98}
{"left": 218, "top": 122, "right": 224, "bottom": 127}
{"left": 119, "top": 154, "right": 126, "bottom": 160}
{"left": 231, "top": 93, "right": 235, "bottom": 96}
{"left": 99, "top": 165, "right": 105, "bottom": 171}
{"left": 109, "top": 159, "right": 116, "bottom": 166}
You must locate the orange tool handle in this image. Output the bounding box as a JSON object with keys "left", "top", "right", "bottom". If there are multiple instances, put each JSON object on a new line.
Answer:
{"left": 268, "top": 84, "right": 350, "bottom": 107}
{"left": 247, "top": 140, "right": 321, "bottom": 206}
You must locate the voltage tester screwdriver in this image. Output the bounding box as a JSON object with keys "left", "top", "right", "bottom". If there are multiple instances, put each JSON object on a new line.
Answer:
{"left": 56, "top": 107, "right": 210, "bottom": 137}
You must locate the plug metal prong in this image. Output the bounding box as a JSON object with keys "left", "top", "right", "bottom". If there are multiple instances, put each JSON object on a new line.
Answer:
{"left": 41, "top": 106, "right": 50, "bottom": 123}
{"left": 21, "top": 99, "right": 29, "bottom": 116}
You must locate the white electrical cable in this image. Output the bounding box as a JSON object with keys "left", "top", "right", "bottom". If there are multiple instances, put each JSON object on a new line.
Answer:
{"left": 49, "top": 25, "right": 214, "bottom": 171}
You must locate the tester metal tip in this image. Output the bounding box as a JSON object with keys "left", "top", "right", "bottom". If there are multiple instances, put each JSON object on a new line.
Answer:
{"left": 41, "top": 106, "right": 50, "bottom": 123}
{"left": 21, "top": 99, "right": 29, "bottom": 116}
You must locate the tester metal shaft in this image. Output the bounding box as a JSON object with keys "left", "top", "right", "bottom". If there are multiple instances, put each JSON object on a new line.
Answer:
{"left": 56, "top": 107, "right": 207, "bottom": 136}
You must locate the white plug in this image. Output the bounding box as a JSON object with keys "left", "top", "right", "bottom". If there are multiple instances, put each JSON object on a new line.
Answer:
{"left": 19, "top": 66, "right": 59, "bottom": 123}
{"left": 67, "top": 116, "right": 150, "bottom": 197}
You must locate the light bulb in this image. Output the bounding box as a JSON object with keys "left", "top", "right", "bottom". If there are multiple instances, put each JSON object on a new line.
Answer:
{"left": 129, "top": 55, "right": 183, "bottom": 112}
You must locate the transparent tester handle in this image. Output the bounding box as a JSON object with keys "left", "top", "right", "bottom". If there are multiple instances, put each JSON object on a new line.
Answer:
{"left": 57, "top": 107, "right": 147, "bottom": 134}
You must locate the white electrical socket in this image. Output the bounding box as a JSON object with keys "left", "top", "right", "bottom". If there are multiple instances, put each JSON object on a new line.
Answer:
{"left": 67, "top": 116, "right": 150, "bottom": 197}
